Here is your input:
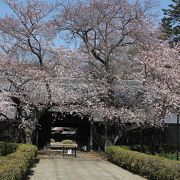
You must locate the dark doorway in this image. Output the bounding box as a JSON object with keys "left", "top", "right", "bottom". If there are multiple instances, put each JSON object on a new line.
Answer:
{"left": 38, "top": 112, "right": 90, "bottom": 150}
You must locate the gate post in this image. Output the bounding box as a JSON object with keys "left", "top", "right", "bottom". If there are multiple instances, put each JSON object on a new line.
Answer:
{"left": 89, "top": 119, "right": 94, "bottom": 151}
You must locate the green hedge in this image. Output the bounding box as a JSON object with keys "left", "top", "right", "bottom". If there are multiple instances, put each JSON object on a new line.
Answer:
{"left": 120, "top": 144, "right": 177, "bottom": 154}
{"left": 0, "top": 143, "right": 37, "bottom": 180}
{"left": 61, "top": 139, "right": 76, "bottom": 144}
{"left": 0, "top": 142, "right": 18, "bottom": 156}
{"left": 106, "top": 146, "right": 180, "bottom": 180}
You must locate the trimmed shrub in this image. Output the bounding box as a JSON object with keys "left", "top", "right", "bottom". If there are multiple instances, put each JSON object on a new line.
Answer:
{"left": 121, "top": 144, "right": 177, "bottom": 154}
{"left": 61, "top": 139, "right": 76, "bottom": 144}
{"left": 0, "top": 143, "right": 37, "bottom": 180}
{"left": 0, "top": 142, "right": 18, "bottom": 156}
{"left": 156, "top": 153, "right": 180, "bottom": 161}
{"left": 106, "top": 146, "right": 180, "bottom": 180}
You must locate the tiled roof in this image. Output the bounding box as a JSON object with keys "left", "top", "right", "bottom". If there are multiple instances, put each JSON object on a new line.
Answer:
{"left": 0, "top": 71, "right": 13, "bottom": 91}
{"left": 0, "top": 80, "right": 12, "bottom": 91}
{"left": 164, "top": 113, "right": 179, "bottom": 124}
{"left": 0, "top": 74, "right": 16, "bottom": 120}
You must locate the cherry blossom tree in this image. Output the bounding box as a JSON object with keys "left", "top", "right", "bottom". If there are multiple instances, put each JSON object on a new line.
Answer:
{"left": 138, "top": 44, "right": 180, "bottom": 114}
{"left": 0, "top": 48, "right": 103, "bottom": 143}
{"left": 56, "top": 0, "right": 162, "bottom": 120}
{"left": 83, "top": 44, "right": 180, "bottom": 147}
{"left": 58, "top": 0, "right": 158, "bottom": 82}
{"left": 0, "top": 0, "right": 62, "bottom": 143}
{"left": 0, "top": 0, "right": 61, "bottom": 66}
{"left": 56, "top": 0, "right": 164, "bottom": 146}
{"left": 0, "top": 0, "right": 178, "bottom": 147}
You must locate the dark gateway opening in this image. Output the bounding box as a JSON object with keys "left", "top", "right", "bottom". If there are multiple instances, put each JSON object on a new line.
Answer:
{"left": 37, "top": 112, "right": 90, "bottom": 150}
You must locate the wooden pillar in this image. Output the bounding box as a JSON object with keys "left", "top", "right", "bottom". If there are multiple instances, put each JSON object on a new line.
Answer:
{"left": 36, "top": 129, "right": 39, "bottom": 147}
{"left": 34, "top": 110, "right": 39, "bottom": 147}
{"left": 104, "top": 122, "right": 108, "bottom": 152}
{"left": 140, "top": 127, "right": 143, "bottom": 152}
{"left": 89, "top": 120, "right": 94, "bottom": 151}
{"left": 177, "top": 113, "right": 179, "bottom": 160}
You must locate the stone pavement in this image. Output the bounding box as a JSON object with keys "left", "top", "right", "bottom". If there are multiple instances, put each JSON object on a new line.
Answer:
{"left": 28, "top": 151, "right": 146, "bottom": 180}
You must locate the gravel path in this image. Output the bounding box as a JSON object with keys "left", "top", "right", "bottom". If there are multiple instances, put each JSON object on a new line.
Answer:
{"left": 28, "top": 151, "right": 146, "bottom": 180}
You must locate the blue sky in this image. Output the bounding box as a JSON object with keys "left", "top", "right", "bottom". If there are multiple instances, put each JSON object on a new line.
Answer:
{"left": 0, "top": 0, "right": 172, "bottom": 19}
{"left": 0, "top": 0, "right": 173, "bottom": 48}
